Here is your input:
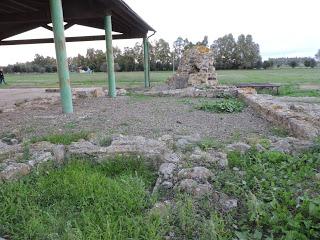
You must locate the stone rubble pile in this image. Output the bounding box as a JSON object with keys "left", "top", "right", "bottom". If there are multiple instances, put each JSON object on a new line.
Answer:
{"left": 167, "top": 46, "right": 218, "bottom": 89}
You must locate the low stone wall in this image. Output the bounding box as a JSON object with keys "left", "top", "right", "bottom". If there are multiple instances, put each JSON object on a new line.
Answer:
{"left": 239, "top": 89, "right": 320, "bottom": 139}
{"left": 1, "top": 133, "right": 314, "bottom": 222}
{"left": 143, "top": 86, "right": 238, "bottom": 99}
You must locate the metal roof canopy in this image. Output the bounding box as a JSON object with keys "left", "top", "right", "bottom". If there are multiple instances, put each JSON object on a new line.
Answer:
{"left": 0, "top": 0, "right": 155, "bottom": 45}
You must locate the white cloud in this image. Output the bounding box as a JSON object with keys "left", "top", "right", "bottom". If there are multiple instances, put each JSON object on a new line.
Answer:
{"left": 0, "top": 0, "right": 319, "bottom": 65}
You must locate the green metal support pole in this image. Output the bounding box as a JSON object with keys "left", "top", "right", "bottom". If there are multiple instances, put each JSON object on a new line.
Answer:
{"left": 49, "top": 0, "right": 73, "bottom": 113}
{"left": 147, "top": 41, "right": 151, "bottom": 87}
{"left": 105, "top": 15, "right": 116, "bottom": 97}
{"left": 143, "top": 37, "right": 150, "bottom": 88}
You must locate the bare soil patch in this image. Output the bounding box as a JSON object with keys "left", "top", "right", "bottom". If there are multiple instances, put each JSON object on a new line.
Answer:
{"left": 0, "top": 88, "right": 59, "bottom": 109}
{"left": 0, "top": 95, "right": 272, "bottom": 142}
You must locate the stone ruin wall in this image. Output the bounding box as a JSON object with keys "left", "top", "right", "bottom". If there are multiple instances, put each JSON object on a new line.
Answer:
{"left": 167, "top": 46, "right": 218, "bottom": 89}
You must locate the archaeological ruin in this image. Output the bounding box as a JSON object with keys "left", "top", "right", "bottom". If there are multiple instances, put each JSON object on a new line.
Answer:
{"left": 167, "top": 45, "right": 218, "bottom": 89}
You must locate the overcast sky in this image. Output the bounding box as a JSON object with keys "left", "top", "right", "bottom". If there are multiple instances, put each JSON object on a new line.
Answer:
{"left": 0, "top": 0, "right": 319, "bottom": 65}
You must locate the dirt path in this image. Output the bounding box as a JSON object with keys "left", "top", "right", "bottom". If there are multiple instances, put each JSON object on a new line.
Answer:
{"left": 0, "top": 95, "right": 273, "bottom": 143}
{"left": 300, "top": 84, "right": 320, "bottom": 90}
{"left": 0, "top": 88, "right": 59, "bottom": 109}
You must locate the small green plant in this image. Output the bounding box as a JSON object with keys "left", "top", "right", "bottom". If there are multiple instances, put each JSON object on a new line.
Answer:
{"left": 259, "top": 138, "right": 271, "bottom": 149}
{"left": 31, "top": 131, "right": 90, "bottom": 145}
{"left": 127, "top": 93, "right": 153, "bottom": 102}
{"left": 178, "top": 98, "right": 193, "bottom": 105}
{"left": 0, "top": 132, "right": 18, "bottom": 144}
{"left": 212, "top": 148, "right": 320, "bottom": 239}
{"left": 312, "top": 137, "right": 320, "bottom": 152}
{"left": 161, "top": 194, "right": 230, "bottom": 239}
{"left": 195, "top": 99, "right": 245, "bottom": 113}
{"left": 230, "top": 130, "right": 241, "bottom": 142}
{"left": 22, "top": 141, "right": 31, "bottom": 161}
{"left": 64, "top": 122, "right": 77, "bottom": 129}
{"left": 0, "top": 153, "right": 9, "bottom": 164}
{"left": 271, "top": 126, "right": 290, "bottom": 137}
{"left": 99, "top": 136, "right": 113, "bottom": 147}
{"left": 197, "top": 138, "right": 222, "bottom": 151}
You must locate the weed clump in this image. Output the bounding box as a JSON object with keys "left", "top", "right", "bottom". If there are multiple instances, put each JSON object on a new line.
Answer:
{"left": 31, "top": 131, "right": 90, "bottom": 145}
{"left": 212, "top": 147, "right": 320, "bottom": 239}
{"left": 195, "top": 99, "right": 246, "bottom": 113}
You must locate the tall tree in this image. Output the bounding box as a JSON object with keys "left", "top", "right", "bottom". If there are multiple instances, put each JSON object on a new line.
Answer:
{"left": 132, "top": 42, "right": 144, "bottom": 71}
{"left": 32, "top": 54, "right": 56, "bottom": 72}
{"left": 304, "top": 58, "right": 317, "bottom": 68}
{"left": 184, "top": 38, "right": 194, "bottom": 51}
{"left": 150, "top": 39, "right": 171, "bottom": 71}
{"left": 315, "top": 49, "right": 320, "bottom": 61}
{"left": 197, "top": 35, "right": 209, "bottom": 47}
{"left": 289, "top": 60, "right": 298, "bottom": 68}
{"left": 236, "top": 34, "right": 261, "bottom": 69}
{"left": 211, "top": 34, "right": 238, "bottom": 69}
{"left": 85, "top": 48, "right": 105, "bottom": 72}
{"left": 173, "top": 37, "right": 188, "bottom": 69}
{"left": 173, "top": 37, "right": 185, "bottom": 59}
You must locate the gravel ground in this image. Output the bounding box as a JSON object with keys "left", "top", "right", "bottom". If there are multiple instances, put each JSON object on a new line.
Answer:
{"left": 0, "top": 96, "right": 273, "bottom": 142}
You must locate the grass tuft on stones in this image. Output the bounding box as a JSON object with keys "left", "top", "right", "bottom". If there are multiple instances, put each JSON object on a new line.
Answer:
{"left": 195, "top": 99, "right": 246, "bottom": 113}
{"left": 31, "top": 131, "right": 90, "bottom": 145}
{"left": 98, "top": 136, "right": 113, "bottom": 147}
{"left": 271, "top": 126, "right": 290, "bottom": 137}
{"left": 197, "top": 137, "right": 222, "bottom": 151}
{"left": 127, "top": 92, "right": 154, "bottom": 102}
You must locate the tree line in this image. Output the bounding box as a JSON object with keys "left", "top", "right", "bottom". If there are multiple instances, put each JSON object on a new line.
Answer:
{"left": 2, "top": 37, "right": 319, "bottom": 73}
{"left": 263, "top": 56, "right": 318, "bottom": 69}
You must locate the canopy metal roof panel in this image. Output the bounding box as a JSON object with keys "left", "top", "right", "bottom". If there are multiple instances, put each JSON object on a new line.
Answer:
{"left": 0, "top": 0, "right": 155, "bottom": 41}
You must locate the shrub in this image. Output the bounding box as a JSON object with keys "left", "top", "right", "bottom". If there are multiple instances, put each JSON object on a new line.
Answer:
{"left": 289, "top": 60, "right": 298, "bottom": 68}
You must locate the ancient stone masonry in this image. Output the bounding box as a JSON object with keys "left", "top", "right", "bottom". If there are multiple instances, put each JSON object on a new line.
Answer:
{"left": 0, "top": 132, "right": 315, "bottom": 239}
{"left": 167, "top": 46, "right": 218, "bottom": 89}
{"left": 2, "top": 133, "right": 313, "bottom": 183}
{"left": 144, "top": 86, "right": 238, "bottom": 99}
{"left": 239, "top": 89, "right": 320, "bottom": 140}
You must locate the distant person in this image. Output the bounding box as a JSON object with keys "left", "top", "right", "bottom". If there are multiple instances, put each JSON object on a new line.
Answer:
{"left": 0, "top": 69, "right": 7, "bottom": 85}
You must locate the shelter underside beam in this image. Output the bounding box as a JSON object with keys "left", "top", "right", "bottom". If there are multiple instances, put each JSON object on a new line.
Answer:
{"left": 0, "top": 34, "right": 144, "bottom": 45}
{"left": 0, "top": 11, "right": 99, "bottom": 24}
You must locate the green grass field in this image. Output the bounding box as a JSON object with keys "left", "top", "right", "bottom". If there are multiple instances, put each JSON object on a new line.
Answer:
{"left": 218, "top": 68, "right": 320, "bottom": 85}
{"left": 1, "top": 68, "right": 320, "bottom": 96}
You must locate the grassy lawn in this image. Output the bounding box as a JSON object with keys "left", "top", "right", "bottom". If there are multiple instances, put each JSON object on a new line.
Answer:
{"left": 1, "top": 68, "right": 320, "bottom": 96}
{"left": 218, "top": 68, "right": 320, "bottom": 97}
{"left": 1, "top": 71, "right": 171, "bottom": 89}
{"left": 0, "top": 156, "right": 162, "bottom": 240}
{"left": 218, "top": 68, "right": 320, "bottom": 85}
